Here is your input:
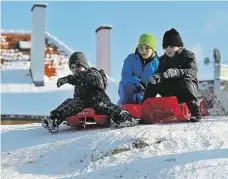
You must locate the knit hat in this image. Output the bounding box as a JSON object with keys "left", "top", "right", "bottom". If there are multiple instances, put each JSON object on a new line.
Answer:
{"left": 69, "top": 52, "right": 89, "bottom": 69}
{"left": 162, "top": 28, "right": 184, "bottom": 48}
{"left": 137, "top": 33, "right": 156, "bottom": 51}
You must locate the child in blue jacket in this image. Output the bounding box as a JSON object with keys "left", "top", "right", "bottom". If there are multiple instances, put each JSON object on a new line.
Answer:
{"left": 118, "top": 33, "right": 159, "bottom": 105}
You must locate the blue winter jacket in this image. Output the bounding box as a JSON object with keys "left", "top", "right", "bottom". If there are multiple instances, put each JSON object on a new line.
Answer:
{"left": 120, "top": 53, "right": 159, "bottom": 85}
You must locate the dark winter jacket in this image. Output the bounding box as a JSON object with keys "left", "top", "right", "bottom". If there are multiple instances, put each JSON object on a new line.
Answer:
{"left": 67, "top": 67, "right": 107, "bottom": 99}
{"left": 158, "top": 48, "right": 199, "bottom": 86}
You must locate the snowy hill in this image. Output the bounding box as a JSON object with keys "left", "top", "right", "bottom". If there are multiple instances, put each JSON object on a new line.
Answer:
{"left": 1, "top": 116, "right": 228, "bottom": 179}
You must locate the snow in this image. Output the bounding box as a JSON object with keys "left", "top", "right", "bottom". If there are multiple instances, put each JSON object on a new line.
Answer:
{"left": 45, "top": 31, "right": 74, "bottom": 58}
{"left": 1, "top": 91, "right": 73, "bottom": 115}
{"left": 2, "top": 29, "right": 227, "bottom": 178}
{"left": 1, "top": 69, "right": 33, "bottom": 84}
{"left": 1, "top": 116, "right": 228, "bottom": 179}
{"left": 1, "top": 79, "right": 118, "bottom": 115}
{"left": 1, "top": 30, "right": 119, "bottom": 115}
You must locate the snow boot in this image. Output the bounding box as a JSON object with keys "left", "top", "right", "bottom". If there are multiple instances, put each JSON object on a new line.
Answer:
{"left": 115, "top": 110, "right": 139, "bottom": 128}
{"left": 41, "top": 113, "right": 62, "bottom": 133}
{"left": 187, "top": 100, "right": 201, "bottom": 122}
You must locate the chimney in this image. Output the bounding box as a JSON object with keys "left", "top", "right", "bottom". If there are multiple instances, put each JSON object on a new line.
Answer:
{"left": 30, "top": 3, "right": 47, "bottom": 86}
{"left": 95, "top": 25, "right": 112, "bottom": 76}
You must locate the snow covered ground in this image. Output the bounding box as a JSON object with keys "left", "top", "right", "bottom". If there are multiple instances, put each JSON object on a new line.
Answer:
{"left": 1, "top": 78, "right": 119, "bottom": 116}
{"left": 1, "top": 116, "right": 228, "bottom": 179}
{"left": 1, "top": 68, "right": 119, "bottom": 115}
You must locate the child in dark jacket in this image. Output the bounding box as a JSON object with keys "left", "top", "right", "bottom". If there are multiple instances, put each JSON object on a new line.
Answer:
{"left": 41, "top": 52, "right": 139, "bottom": 133}
{"left": 118, "top": 33, "right": 159, "bottom": 105}
{"left": 143, "top": 28, "right": 201, "bottom": 122}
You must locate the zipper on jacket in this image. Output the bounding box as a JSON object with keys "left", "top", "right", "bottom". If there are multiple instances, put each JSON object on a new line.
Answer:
{"left": 140, "top": 60, "right": 146, "bottom": 78}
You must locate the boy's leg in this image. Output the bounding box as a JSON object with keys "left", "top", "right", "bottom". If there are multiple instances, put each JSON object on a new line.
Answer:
{"left": 142, "top": 79, "right": 201, "bottom": 121}
{"left": 172, "top": 79, "right": 201, "bottom": 121}
{"left": 41, "top": 98, "right": 84, "bottom": 133}
{"left": 143, "top": 82, "right": 157, "bottom": 103}
{"left": 143, "top": 81, "right": 173, "bottom": 103}
{"left": 118, "top": 81, "right": 138, "bottom": 105}
{"left": 51, "top": 98, "right": 84, "bottom": 119}
{"left": 92, "top": 93, "right": 139, "bottom": 128}
{"left": 172, "top": 79, "right": 198, "bottom": 102}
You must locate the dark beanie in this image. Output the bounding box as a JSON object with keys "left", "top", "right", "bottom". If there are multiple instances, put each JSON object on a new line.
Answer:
{"left": 162, "top": 28, "right": 184, "bottom": 48}
{"left": 69, "top": 52, "right": 89, "bottom": 69}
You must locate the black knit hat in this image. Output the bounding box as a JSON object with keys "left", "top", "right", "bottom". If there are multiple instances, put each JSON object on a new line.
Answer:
{"left": 69, "top": 52, "right": 89, "bottom": 69}
{"left": 162, "top": 28, "right": 184, "bottom": 48}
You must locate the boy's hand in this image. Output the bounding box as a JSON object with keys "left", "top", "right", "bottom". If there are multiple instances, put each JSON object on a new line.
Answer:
{"left": 163, "top": 68, "right": 179, "bottom": 79}
{"left": 57, "top": 76, "right": 70, "bottom": 87}
{"left": 150, "top": 74, "right": 163, "bottom": 84}
{"left": 139, "top": 80, "right": 147, "bottom": 90}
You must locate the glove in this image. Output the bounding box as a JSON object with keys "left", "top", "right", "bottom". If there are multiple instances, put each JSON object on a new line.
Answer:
{"left": 163, "top": 68, "right": 180, "bottom": 79}
{"left": 150, "top": 74, "right": 163, "bottom": 84}
{"left": 56, "top": 76, "right": 70, "bottom": 87}
{"left": 138, "top": 80, "right": 147, "bottom": 90}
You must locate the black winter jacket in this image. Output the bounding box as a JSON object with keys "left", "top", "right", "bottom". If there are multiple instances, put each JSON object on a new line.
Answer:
{"left": 67, "top": 67, "right": 107, "bottom": 99}
{"left": 158, "top": 48, "right": 199, "bottom": 86}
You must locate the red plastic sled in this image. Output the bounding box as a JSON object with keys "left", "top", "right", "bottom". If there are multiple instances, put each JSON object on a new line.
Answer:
{"left": 66, "top": 108, "right": 109, "bottom": 127}
{"left": 66, "top": 96, "right": 209, "bottom": 127}
{"left": 66, "top": 104, "right": 141, "bottom": 127}
{"left": 121, "top": 104, "right": 141, "bottom": 118}
{"left": 199, "top": 99, "right": 209, "bottom": 116}
{"left": 142, "top": 96, "right": 191, "bottom": 124}
{"left": 141, "top": 96, "right": 209, "bottom": 124}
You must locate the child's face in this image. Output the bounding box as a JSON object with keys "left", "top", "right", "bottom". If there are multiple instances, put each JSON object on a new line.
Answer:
{"left": 164, "top": 46, "right": 180, "bottom": 57}
{"left": 70, "top": 64, "right": 86, "bottom": 75}
{"left": 138, "top": 45, "right": 153, "bottom": 59}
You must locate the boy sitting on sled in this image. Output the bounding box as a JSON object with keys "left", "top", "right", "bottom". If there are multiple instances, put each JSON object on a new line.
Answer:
{"left": 41, "top": 52, "right": 139, "bottom": 133}
{"left": 143, "top": 28, "right": 201, "bottom": 122}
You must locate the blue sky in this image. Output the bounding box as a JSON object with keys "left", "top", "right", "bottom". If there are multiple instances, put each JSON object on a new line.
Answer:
{"left": 2, "top": 1, "right": 228, "bottom": 81}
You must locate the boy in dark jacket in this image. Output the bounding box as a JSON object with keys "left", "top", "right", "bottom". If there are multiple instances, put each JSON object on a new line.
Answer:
{"left": 41, "top": 52, "right": 139, "bottom": 133}
{"left": 143, "top": 28, "right": 201, "bottom": 122}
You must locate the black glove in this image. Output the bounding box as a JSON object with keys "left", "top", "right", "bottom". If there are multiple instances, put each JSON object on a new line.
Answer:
{"left": 57, "top": 76, "right": 71, "bottom": 87}
{"left": 150, "top": 74, "right": 163, "bottom": 84}
{"left": 139, "top": 80, "right": 147, "bottom": 90}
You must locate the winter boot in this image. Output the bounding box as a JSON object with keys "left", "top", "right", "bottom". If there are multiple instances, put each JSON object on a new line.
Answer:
{"left": 187, "top": 100, "right": 201, "bottom": 122}
{"left": 41, "top": 113, "right": 62, "bottom": 133}
{"left": 115, "top": 110, "right": 139, "bottom": 128}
